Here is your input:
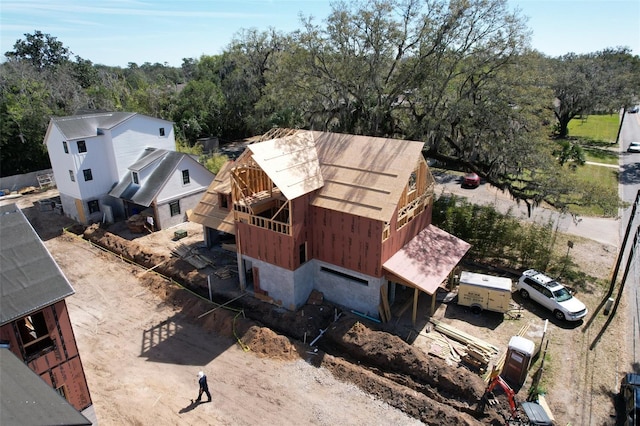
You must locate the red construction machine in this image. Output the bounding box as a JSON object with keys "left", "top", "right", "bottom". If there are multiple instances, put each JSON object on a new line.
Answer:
{"left": 477, "top": 373, "right": 553, "bottom": 426}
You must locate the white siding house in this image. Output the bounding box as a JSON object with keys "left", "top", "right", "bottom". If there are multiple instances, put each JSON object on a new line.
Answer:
{"left": 44, "top": 112, "right": 176, "bottom": 224}
{"left": 109, "top": 148, "right": 214, "bottom": 230}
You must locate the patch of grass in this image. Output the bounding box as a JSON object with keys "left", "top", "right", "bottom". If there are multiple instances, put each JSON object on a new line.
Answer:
{"left": 568, "top": 114, "right": 619, "bottom": 143}
{"left": 564, "top": 164, "right": 619, "bottom": 216}
{"left": 563, "top": 114, "right": 621, "bottom": 164}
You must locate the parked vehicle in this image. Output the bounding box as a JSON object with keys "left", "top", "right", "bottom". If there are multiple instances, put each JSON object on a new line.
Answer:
{"left": 628, "top": 105, "right": 639, "bottom": 113}
{"left": 515, "top": 269, "right": 587, "bottom": 321}
{"left": 628, "top": 141, "right": 640, "bottom": 153}
{"left": 461, "top": 172, "right": 480, "bottom": 188}
{"left": 457, "top": 271, "right": 512, "bottom": 314}
{"left": 619, "top": 373, "right": 640, "bottom": 426}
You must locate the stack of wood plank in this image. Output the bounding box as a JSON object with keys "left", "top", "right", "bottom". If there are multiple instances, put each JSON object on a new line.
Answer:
{"left": 429, "top": 318, "right": 500, "bottom": 371}
{"left": 171, "top": 243, "right": 213, "bottom": 269}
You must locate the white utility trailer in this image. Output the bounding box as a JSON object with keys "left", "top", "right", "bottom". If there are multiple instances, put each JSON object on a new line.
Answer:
{"left": 457, "top": 271, "right": 513, "bottom": 314}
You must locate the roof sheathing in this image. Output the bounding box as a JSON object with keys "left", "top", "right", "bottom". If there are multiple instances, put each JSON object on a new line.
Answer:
{"left": 248, "top": 131, "right": 324, "bottom": 201}
{"left": 189, "top": 160, "right": 236, "bottom": 234}
{"left": 311, "top": 131, "right": 425, "bottom": 222}
{"left": 0, "top": 204, "right": 75, "bottom": 325}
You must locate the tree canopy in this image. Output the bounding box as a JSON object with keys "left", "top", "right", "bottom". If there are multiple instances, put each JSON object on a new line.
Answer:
{"left": 1, "top": 2, "right": 637, "bottom": 215}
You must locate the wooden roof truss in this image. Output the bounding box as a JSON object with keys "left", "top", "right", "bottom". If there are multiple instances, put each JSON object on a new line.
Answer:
{"left": 231, "top": 155, "right": 292, "bottom": 235}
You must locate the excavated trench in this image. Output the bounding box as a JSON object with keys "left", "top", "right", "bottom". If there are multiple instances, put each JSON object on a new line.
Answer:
{"left": 79, "top": 224, "right": 506, "bottom": 425}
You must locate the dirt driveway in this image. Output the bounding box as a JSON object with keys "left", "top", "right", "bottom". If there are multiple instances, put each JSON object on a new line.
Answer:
{"left": 1, "top": 188, "right": 630, "bottom": 425}
{"left": 46, "top": 233, "right": 422, "bottom": 425}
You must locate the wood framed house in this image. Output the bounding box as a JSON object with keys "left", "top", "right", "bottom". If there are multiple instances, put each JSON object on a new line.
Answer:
{"left": 191, "top": 130, "right": 470, "bottom": 322}
{"left": 44, "top": 112, "right": 176, "bottom": 225}
{"left": 108, "top": 148, "right": 214, "bottom": 230}
{"left": 0, "top": 204, "right": 95, "bottom": 422}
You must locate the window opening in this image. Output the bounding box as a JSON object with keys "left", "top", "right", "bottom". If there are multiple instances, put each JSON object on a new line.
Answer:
{"left": 17, "top": 312, "right": 53, "bottom": 359}
{"left": 83, "top": 169, "right": 93, "bottom": 181}
{"left": 159, "top": 128, "right": 165, "bottom": 136}
{"left": 63, "top": 141, "right": 68, "bottom": 153}
{"left": 132, "top": 171, "right": 139, "bottom": 184}
{"left": 88, "top": 200, "right": 100, "bottom": 214}
{"left": 77, "top": 140, "right": 86, "bottom": 153}
{"left": 169, "top": 200, "right": 181, "bottom": 216}
{"left": 182, "top": 169, "right": 190, "bottom": 185}
{"left": 299, "top": 242, "right": 307, "bottom": 264}
{"left": 69, "top": 170, "right": 75, "bottom": 182}
{"left": 320, "top": 266, "right": 368, "bottom": 286}
{"left": 56, "top": 385, "right": 68, "bottom": 401}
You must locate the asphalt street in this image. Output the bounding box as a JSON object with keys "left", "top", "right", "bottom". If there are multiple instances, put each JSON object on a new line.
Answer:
{"left": 433, "top": 171, "right": 620, "bottom": 248}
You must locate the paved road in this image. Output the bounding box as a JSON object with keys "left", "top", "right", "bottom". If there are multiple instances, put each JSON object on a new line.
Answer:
{"left": 433, "top": 171, "right": 620, "bottom": 248}
{"left": 619, "top": 111, "right": 640, "bottom": 367}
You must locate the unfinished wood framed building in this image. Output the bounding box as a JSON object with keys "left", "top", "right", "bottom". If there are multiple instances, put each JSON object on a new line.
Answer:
{"left": 0, "top": 204, "right": 94, "bottom": 423}
{"left": 191, "top": 130, "right": 470, "bottom": 321}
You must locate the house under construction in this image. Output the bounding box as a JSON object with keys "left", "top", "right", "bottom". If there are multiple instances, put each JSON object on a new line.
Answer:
{"left": 191, "top": 130, "right": 470, "bottom": 322}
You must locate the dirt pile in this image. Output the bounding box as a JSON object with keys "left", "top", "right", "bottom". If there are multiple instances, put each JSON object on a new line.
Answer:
{"left": 80, "top": 223, "right": 503, "bottom": 425}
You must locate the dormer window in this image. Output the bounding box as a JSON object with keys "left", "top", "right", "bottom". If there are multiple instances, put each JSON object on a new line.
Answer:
{"left": 77, "top": 140, "right": 87, "bottom": 153}
{"left": 159, "top": 128, "right": 165, "bottom": 136}
{"left": 182, "top": 169, "right": 190, "bottom": 185}
{"left": 132, "top": 171, "right": 139, "bottom": 185}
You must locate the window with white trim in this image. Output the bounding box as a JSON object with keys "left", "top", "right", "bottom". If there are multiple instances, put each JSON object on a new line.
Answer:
{"left": 77, "top": 140, "right": 86, "bottom": 153}
{"left": 69, "top": 170, "right": 75, "bottom": 182}
{"left": 132, "top": 171, "right": 139, "bottom": 184}
{"left": 182, "top": 169, "right": 190, "bottom": 185}
{"left": 83, "top": 169, "right": 93, "bottom": 181}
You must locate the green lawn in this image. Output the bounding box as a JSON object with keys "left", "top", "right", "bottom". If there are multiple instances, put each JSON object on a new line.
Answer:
{"left": 568, "top": 164, "right": 619, "bottom": 216}
{"left": 563, "top": 114, "right": 621, "bottom": 165}
{"left": 568, "top": 114, "right": 619, "bottom": 143}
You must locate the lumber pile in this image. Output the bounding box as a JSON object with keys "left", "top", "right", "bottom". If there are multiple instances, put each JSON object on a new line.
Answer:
{"left": 214, "top": 267, "right": 232, "bottom": 279}
{"left": 429, "top": 318, "right": 500, "bottom": 371}
{"left": 171, "top": 243, "right": 214, "bottom": 270}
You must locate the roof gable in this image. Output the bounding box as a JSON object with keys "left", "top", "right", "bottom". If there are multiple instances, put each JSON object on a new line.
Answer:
{"left": 109, "top": 149, "right": 202, "bottom": 206}
{"left": 248, "top": 131, "right": 324, "bottom": 200}
{"left": 0, "top": 204, "right": 75, "bottom": 325}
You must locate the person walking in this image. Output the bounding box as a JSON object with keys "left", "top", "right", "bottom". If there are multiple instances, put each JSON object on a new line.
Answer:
{"left": 195, "top": 371, "right": 211, "bottom": 403}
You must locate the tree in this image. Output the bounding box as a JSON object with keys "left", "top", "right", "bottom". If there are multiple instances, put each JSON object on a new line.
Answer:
{"left": 550, "top": 48, "right": 639, "bottom": 138}
{"left": 5, "top": 31, "right": 71, "bottom": 69}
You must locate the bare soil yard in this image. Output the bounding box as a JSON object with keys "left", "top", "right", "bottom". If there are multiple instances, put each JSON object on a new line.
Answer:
{"left": 2, "top": 188, "right": 629, "bottom": 425}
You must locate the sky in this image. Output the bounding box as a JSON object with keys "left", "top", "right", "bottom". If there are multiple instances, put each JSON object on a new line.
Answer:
{"left": 1, "top": 0, "right": 638, "bottom": 68}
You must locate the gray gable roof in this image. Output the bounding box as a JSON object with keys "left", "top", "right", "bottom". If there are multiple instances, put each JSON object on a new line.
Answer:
{"left": 0, "top": 204, "right": 75, "bottom": 326}
{"left": 51, "top": 112, "right": 136, "bottom": 140}
{"left": 109, "top": 148, "right": 187, "bottom": 207}
{"left": 0, "top": 349, "right": 92, "bottom": 426}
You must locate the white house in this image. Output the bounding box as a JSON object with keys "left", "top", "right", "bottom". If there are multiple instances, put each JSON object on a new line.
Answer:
{"left": 44, "top": 112, "right": 177, "bottom": 224}
{"left": 109, "top": 148, "right": 214, "bottom": 230}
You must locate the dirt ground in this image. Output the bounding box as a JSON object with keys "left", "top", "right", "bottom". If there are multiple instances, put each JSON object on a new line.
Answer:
{"left": 1, "top": 188, "right": 629, "bottom": 425}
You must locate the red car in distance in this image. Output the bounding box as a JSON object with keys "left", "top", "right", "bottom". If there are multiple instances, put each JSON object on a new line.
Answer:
{"left": 462, "top": 172, "right": 480, "bottom": 188}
